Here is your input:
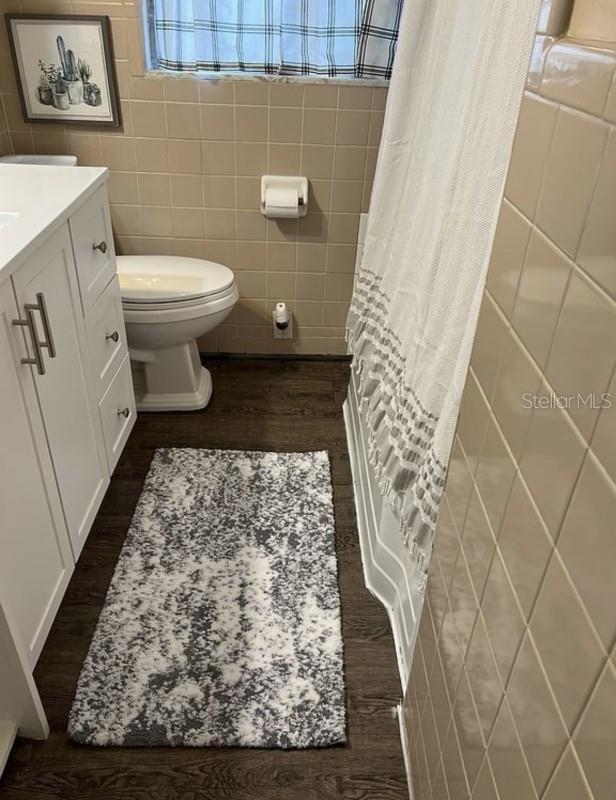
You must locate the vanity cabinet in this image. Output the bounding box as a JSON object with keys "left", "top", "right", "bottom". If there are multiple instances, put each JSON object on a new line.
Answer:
{"left": 0, "top": 177, "right": 135, "bottom": 676}
{"left": 0, "top": 281, "right": 74, "bottom": 667}
{"left": 11, "top": 224, "right": 109, "bottom": 559}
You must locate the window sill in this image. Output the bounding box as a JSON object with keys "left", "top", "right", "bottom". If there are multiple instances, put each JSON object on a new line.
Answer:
{"left": 143, "top": 70, "right": 388, "bottom": 87}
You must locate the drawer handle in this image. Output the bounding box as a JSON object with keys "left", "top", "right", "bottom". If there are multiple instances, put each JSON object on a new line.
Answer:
{"left": 93, "top": 240, "right": 108, "bottom": 254}
{"left": 106, "top": 330, "right": 120, "bottom": 343}
{"left": 117, "top": 407, "right": 130, "bottom": 418}
{"left": 13, "top": 305, "right": 46, "bottom": 375}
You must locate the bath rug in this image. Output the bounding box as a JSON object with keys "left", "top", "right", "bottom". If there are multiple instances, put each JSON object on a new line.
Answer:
{"left": 68, "top": 448, "right": 345, "bottom": 748}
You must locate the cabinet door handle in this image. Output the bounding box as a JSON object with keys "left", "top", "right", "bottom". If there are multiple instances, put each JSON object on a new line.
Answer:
{"left": 93, "top": 241, "right": 107, "bottom": 254}
{"left": 117, "top": 407, "right": 130, "bottom": 418}
{"left": 35, "top": 292, "right": 56, "bottom": 358}
{"left": 12, "top": 306, "right": 46, "bottom": 375}
{"left": 106, "top": 330, "right": 120, "bottom": 343}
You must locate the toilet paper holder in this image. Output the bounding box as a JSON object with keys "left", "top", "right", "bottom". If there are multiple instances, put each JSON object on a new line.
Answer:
{"left": 260, "top": 175, "right": 308, "bottom": 218}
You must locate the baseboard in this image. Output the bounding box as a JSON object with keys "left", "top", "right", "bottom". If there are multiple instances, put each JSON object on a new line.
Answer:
{"left": 398, "top": 705, "right": 415, "bottom": 800}
{"left": 0, "top": 721, "right": 17, "bottom": 778}
{"left": 199, "top": 352, "right": 352, "bottom": 363}
{"left": 343, "top": 371, "right": 423, "bottom": 690}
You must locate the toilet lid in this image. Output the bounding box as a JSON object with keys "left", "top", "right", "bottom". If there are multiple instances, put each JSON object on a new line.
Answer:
{"left": 117, "top": 255, "right": 234, "bottom": 303}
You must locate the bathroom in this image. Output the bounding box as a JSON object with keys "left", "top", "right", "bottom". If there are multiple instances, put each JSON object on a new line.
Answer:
{"left": 0, "top": 0, "right": 614, "bottom": 797}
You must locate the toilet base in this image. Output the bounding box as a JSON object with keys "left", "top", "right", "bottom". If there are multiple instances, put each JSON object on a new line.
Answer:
{"left": 129, "top": 339, "right": 213, "bottom": 412}
{"left": 134, "top": 365, "right": 213, "bottom": 412}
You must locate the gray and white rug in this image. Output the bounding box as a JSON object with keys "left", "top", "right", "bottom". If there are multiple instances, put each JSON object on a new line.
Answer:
{"left": 68, "top": 448, "right": 345, "bottom": 748}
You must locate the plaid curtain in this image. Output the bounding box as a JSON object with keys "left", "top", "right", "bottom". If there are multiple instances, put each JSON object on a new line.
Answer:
{"left": 147, "top": 0, "right": 402, "bottom": 77}
{"left": 356, "top": 0, "right": 403, "bottom": 78}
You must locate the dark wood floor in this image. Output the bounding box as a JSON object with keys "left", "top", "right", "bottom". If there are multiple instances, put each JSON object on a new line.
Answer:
{"left": 2, "top": 358, "right": 408, "bottom": 800}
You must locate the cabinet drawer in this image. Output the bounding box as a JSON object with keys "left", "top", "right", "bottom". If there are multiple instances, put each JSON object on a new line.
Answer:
{"left": 99, "top": 355, "right": 135, "bottom": 473}
{"left": 87, "top": 276, "right": 127, "bottom": 400}
{"left": 69, "top": 185, "right": 116, "bottom": 313}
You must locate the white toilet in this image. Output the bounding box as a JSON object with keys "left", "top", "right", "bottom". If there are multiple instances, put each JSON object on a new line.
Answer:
{"left": 117, "top": 256, "right": 238, "bottom": 412}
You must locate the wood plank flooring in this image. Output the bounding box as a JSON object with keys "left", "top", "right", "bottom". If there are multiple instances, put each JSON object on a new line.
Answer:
{"left": 1, "top": 358, "right": 408, "bottom": 800}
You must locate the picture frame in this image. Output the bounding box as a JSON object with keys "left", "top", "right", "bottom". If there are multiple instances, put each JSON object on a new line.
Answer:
{"left": 5, "top": 14, "right": 121, "bottom": 128}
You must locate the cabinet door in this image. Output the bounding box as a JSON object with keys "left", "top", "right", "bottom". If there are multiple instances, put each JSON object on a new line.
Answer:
{"left": 12, "top": 224, "right": 109, "bottom": 560}
{"left": 0, "top": 279, "right": 74, "bottom": 667}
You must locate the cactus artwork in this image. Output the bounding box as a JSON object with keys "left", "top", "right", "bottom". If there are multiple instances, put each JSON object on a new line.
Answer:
{"left": 33, "top": 31, "right": 104, "bottom": 109}
{"left": 9, "top": 16, "right": 119, "bottom": 126}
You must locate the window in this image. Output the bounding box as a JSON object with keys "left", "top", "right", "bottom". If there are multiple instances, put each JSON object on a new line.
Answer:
{"left": 145, "top": 0, "right": 403, "bottom": 79}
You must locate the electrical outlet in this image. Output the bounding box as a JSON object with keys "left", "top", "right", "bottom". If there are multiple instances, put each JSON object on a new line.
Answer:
{"left": 272, "top": 311, "right": 293, "bottom": 339}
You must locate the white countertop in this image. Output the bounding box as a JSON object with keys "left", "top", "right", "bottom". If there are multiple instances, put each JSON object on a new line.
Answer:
{"left": 0, "top": 164, "right": 108, "bottom": 279}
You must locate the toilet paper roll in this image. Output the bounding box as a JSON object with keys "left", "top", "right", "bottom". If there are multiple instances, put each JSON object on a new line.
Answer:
{"left": 264, "top": 186, "right": 300, "bottom": 218}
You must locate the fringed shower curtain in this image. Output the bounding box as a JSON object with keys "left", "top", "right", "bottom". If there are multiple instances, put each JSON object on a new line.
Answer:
{"left": 347, "top": 0, "right": 541, "bottom": 590}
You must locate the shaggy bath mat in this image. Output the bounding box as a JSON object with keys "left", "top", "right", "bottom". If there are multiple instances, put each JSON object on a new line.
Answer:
{"left": 68, "top": 448, "right": 346, "bottom": 748}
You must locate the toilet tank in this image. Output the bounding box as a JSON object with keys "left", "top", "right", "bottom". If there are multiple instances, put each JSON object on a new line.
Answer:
{"left": 0, "top": 154, "right": 78, "bottom": 166}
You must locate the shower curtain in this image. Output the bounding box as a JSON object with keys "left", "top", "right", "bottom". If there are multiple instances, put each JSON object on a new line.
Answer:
{"left": 347, "top": 0, "right": 541, "bottom": 590}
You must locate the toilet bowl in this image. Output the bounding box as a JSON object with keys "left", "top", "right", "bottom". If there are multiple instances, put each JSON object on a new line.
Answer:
{"left": 117, "top": 255, "right": 238, "bottom": 412}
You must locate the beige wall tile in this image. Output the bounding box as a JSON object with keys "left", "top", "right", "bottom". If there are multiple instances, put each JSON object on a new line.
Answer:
{"left": 172, "top": 208, "right": 205, "bottom": 239}
{"left": 166, "top": 102, "right": 201, "bottom": 139}
{"left": 236, "top": 142, "right": 267, "bottom": 175}
{"left": 497, "top": 474, "right": 553, "bottom": 620}
{"left": 269, "top": 83, "right": 304, "bottom": 107}
{"left": 573, "top": 661, "right": 616, "bottom": 800}
{"left": 465, "top": 612, "right": 503, "bottom": 743}
{"left": 204, "top": 176, "right": 235, "bottom": 208}
{"left": 578, "top": 129, "right": 616, "bottom": 299}
{"left": 474, "top": 413, "right": 516, "bottom": 534}
{"left": 520, "top": 380, "right": 586, "bottom": 536}
{"left": 536, "top": 0, "right": 574, "bottom": 35}
{"left": 481, "top": 552, "right": 526, "bottom": 685}
{"left": 535, "top": 107, "right": 608, "bottom": 258}
{"left": 461, "top": 488, "right": 497, "bottom": 598}
{"left": 170, "top": 174, "right": 203, "bottom": 207}
{"left": 486, "top": 200, "right": 531, "bottom": 318}
{"left": 168, "top": 138, "right": 201, "bottom": 174}
{"left": 453, "top": 670, "right": 486, "bottom": 787}
{"left": 303, "top": 109, "right": 337, "bottom": 145}
{"left": 506, "top": 632, "right": 568, "bottom": 794}
{"left": 530, "top": 553, "right": 605, "bottom": 731}
{"left": 456, "top": 372, "right": 490, "bottom": 473}
{"left": 268, "top": 143, "right": 301, "bottom": 173}
{"left": 557, "top": 453, "right": 616, "bottom": 648}
{"left": 569, "top": 0, "right": 616, "bottom": 44}
{"left": 235, "top": 106, "right": 268, "bottom": 142}
{"left": 200, "top": 104, "right": 234, "bottom": 140}
{"left": 137, "top": 173, "right": 171, "bottom": 205}
{"left": 336, "top": 109, "right": 371, "bottom": 146}
{"left": 543, "top": 745, "right": 592, "bottom": 800}
{"left": 527, "top": 34, "right": 556, "bottom": 91}
{"left": 541, "top": 42, "right": 616, "bottom": 116}
{"left": 545, "top": 269, "right": 616, "bottom": 441}
{"left": 470, "top": 295, "right": 509, "bottom": 401}
{"left": 488, "top": 698, "right": 536, "bottom": 800}
{"left": 590, "top": 369, "right": 616, "bottom": 482}
{"left": 269, "top": 107, "right": 302, "bottom": 143}
{"left": 135, "top": 138, "right": 169, "bottom": 172}
{"left": 472, "top": 756, "right": 499, "bottom": 800}
{"left": 201, "top": 140, "right": 234, "bottom": 175}
{"left": 490, "top": 331, "right": 541, "bottom": 463}
{"left": 131, "top": 100, "right": 166, "bottom": 137}
{"left": 512, "top": 228, "right": 572, "bottom": 369}
{"left": 234, "top": 81, "right": 268, "bottom": 106}
{"left": 505, "top": 92, "right": 558, "bottom": 221}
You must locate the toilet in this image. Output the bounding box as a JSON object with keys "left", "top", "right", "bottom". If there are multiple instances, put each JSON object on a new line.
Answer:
{"left": 117, "top": 256, "right": 238, "bottom": 412}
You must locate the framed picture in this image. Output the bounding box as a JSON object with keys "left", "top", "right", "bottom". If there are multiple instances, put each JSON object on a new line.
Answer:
{"left": 5, "top": 14, "right": 121, "bottom": 128}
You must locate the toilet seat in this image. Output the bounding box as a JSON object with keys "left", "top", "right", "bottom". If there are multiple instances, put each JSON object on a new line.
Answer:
{"left": 117, "top": 255, "right": 234, "bottom": 304}
{"left": 122, "top": 283, "right": 239, "bottom": 324}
